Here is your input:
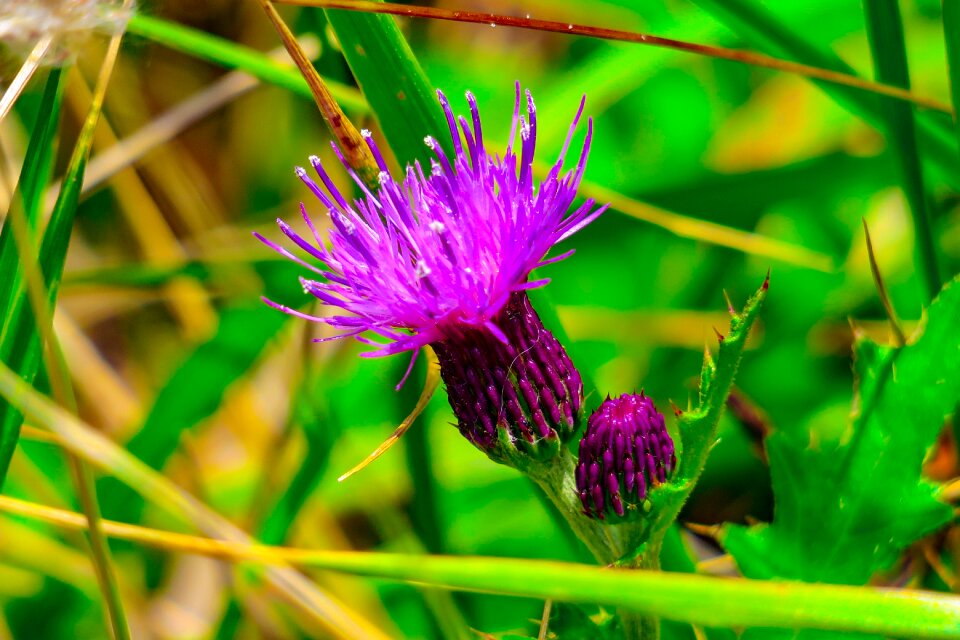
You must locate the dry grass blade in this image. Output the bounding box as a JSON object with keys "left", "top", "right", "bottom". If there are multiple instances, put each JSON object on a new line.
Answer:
{"left": 0, "top": 36, "right": 54, "bottom": 124}
{"left": 0, "top": 360, "right": 391, "bottom": 640}
{"left": 279, "top": 0, "right": 951, "bottom": 114}
{"left": 581, "top": 179, "right": 834, "bottom": 272}
{"left": 257, "top": 0, "right": 380, "bottom": 184}
{"left": 75, "top": 38, "right": 319, "bottom": 197}
{"left": 339, "top": 349, "right": 441, "bottom": 482}
{"left": 862, "top": 219, "right": 906, "bottom": 347}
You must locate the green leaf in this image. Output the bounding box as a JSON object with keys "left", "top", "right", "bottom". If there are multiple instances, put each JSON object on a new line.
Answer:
{"left": 323, "top": 3, "right": 450, "bottom": 164}
{"left": 722, "top": 275, "right": 960, "bottom": 584}
{"left": 638, "top": 277, "right": 768, "bottom": 553}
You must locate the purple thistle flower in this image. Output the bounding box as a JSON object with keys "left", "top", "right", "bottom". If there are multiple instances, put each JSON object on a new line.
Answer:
{"left": 576, "top": 393, "right": 677, "bottom": 521}
{"left": 257, "top": 83, "right": 605, "bottom": 361}
{"left": 257, "top": 83, "right": 606, "bottom": 462}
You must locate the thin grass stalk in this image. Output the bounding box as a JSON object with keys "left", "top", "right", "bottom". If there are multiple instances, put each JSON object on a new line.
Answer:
{"left": 1, "top": 494, "right": 959, "bottom": 639}
{"left": 863, "top": 0, "right": 942, "bottom": 303}
{"left": 282, "top": 0, "right": 950, "bottom": 112}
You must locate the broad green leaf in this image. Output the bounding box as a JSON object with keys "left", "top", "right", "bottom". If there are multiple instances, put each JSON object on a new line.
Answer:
{"left": 722, "top": 275, "right": 960, "bottom": 584}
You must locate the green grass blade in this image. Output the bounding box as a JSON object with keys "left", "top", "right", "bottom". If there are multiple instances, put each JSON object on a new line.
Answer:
{"left": 0, "top": 70, "right": 63, "bottom": 312}
{"left": 863, "top": 0, "right": 941, "bottom": 303}
{"left": 324, "top": 3, "right": 449, "bottom": 163}
{"left": 125, "top": 13, "right": 367, "bottom": 113}
{"left": 944, "top": 1, "right": 960, "bottom": 164}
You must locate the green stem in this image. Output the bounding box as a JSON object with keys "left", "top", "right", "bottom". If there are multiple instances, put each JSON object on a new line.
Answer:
{"left": 620, "top": 543, "right": 662, "bottom": 640}
{"left": 525, "top": 448, "right": 621, "bottom": 565}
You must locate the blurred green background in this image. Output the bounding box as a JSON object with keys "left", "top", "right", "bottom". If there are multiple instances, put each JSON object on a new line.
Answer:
{"left": 1, "top": 0, "right": 958, "bottom": 637}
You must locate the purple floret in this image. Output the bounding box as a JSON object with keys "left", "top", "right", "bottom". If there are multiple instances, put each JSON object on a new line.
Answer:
{"left": 257, "top": 83, "right": 607, "bottom": 364}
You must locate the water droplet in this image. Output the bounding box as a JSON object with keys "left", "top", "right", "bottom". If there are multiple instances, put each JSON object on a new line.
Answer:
{"left": 520, "top": 117, "right": 531, "bottom": 141}
{"left": 333, "top": 211, "right": 355, "bottom": 235}
{"left": 567, "top": 24, "right": 573, "bottom": 30}
{"left": 489, "top": 22, "right": 496, "bottom": 27}
{"left": 525, "top": 13, "right": 531, "bottom": 18}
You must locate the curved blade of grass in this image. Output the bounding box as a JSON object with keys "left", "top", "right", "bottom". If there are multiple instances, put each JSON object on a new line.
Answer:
{"left": 689, "top": 0, "right": 959, "bottom": 190}
{"left": 2, "top": 495, "right": 959, "bottom": 639}
{"left": 863, "top": 0, "right": 941, "bottom": 304}
{"left": 125, "top": 13, "right": 366, "bottom": 113}
{"left": 0, "top": 359, "right": 391, "bottom": 640}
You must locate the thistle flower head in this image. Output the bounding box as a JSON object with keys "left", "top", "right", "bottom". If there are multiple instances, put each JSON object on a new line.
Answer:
{"left": 576, "top": 393, "right": 677, "bottom": 521}
{"left": 257, "top": 83, "right": 606, "bottom": 362}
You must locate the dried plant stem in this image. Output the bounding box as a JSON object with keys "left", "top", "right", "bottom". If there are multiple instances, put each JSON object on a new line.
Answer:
{"left": 257, "top": 0, "right": 380, "bottom": 184}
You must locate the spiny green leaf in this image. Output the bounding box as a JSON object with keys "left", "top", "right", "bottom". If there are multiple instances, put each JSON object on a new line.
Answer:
{"left": 722, "top": 275, "right": 960, "bottom": 584}
{"left": 630, "top": 277, "right": 767, "bottom": 557}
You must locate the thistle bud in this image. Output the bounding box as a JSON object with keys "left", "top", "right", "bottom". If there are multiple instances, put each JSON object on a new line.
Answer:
{"left": 576, "top": 393, "right": 676, "bottom": 521}
{"left": 432, "top": 292, "right": 583, "bottom": 464}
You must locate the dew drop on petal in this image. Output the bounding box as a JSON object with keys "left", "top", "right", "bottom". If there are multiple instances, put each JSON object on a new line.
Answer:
{"left": 415, "top": 261, "right": 432, "bottom": 278}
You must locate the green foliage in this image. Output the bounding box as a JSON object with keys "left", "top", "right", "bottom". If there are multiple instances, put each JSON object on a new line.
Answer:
{"left": 0, "top": 69, "right": 63, "bottom": 488}
{"left": 723, "top": 275, "right": 960, "bottom": 584}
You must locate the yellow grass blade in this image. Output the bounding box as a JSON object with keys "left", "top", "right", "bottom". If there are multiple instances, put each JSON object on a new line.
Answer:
{"left": 338, "top": 348, "right": 440, "bottom": 482}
